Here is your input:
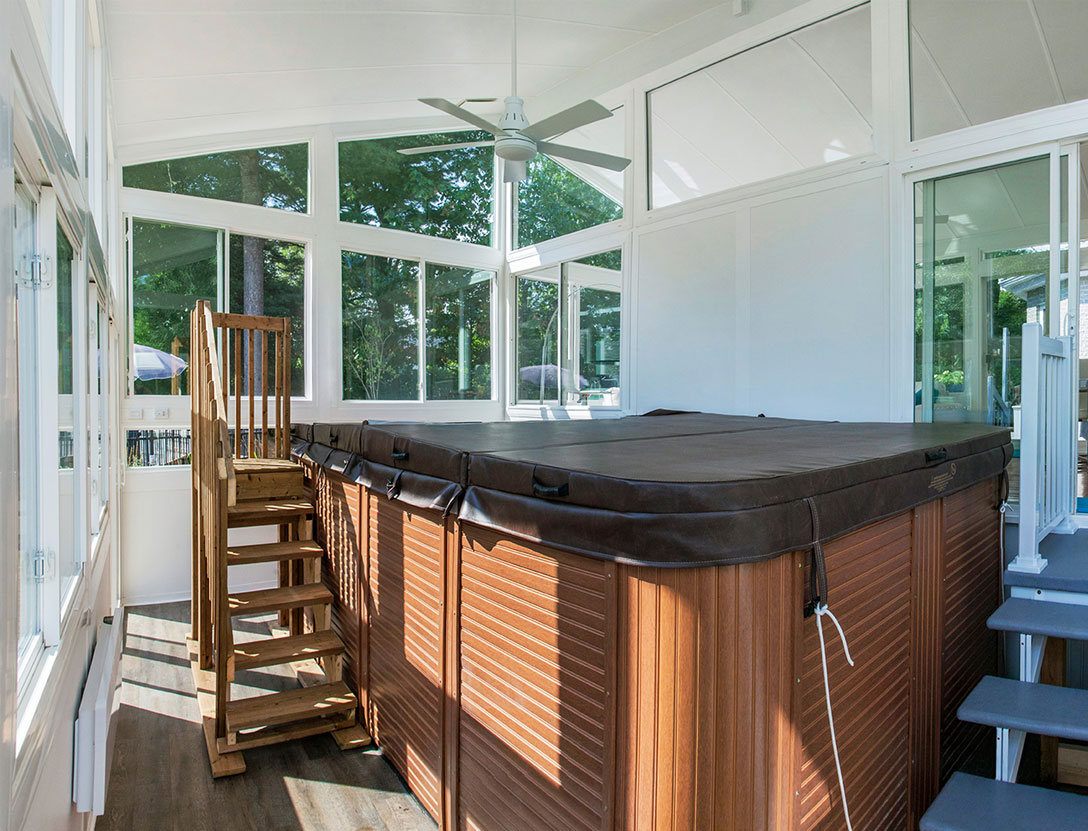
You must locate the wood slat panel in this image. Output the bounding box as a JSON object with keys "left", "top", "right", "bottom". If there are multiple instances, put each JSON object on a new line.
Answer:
{"left": 939, "top": 483, "right": 1001, "bottom": 783}
{"left": 615, "top": 553, "right": 802, "bottom": 831}
{"left": 801, "top": 513, "right": 913, "bottom": 831}
{"left": 908, "top": 500, "right": 943, "bottom": 826}
{"left": 313, "top": 470, "right": 365, "bottom": 703}
{"left": 369, "top": 494, "right": 445, "bottom": 824}
{"left": 459, "top": 526, "right": 617, "bottom": 831}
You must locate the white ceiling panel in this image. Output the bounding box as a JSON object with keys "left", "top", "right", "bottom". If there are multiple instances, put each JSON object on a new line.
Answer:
{"left": 105, "top": 0, "right": 725, "bottom": 150}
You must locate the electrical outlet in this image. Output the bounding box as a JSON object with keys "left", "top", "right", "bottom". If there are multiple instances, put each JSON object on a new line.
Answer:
{"left": 154, "top": 407, "right": 169, "bottom": 420}
{"left": 127, "top": 407, "right": 143, "bottom": 420}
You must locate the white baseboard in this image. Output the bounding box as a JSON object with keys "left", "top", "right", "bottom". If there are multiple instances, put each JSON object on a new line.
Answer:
{"left": 122, "top": 577, "right": 278, "bottom": 608}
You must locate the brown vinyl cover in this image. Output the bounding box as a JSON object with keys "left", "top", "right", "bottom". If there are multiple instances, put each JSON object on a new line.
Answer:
{"left": 292, "top": 413, "right": 1011, "bottom": 567}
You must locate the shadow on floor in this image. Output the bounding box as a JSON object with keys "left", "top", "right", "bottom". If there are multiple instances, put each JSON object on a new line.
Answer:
{"left": 97, "top": 602, "right": 437, "bottom": 831}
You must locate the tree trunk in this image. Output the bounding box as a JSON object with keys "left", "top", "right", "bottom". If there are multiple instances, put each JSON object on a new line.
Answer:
{"left": 239, "top": 150, "right": 265, "bottom": 399}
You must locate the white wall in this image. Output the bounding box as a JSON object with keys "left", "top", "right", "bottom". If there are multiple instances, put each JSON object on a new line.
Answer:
{"left": 635, "top": 212, "right": 740, "bottom": 413}
{"left": 633, "top": 169, "right": 892, "bottom": 422}
{"left": 121, "top": 468, "right": 277, "bottom": 606}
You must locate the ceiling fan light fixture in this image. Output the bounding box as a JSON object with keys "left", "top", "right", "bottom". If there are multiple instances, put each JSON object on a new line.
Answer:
{"left": 494, "top": 133, "right": 537, "bottom": 163}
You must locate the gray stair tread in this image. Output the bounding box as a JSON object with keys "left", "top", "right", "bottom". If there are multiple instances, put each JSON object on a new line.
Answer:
{"left": 921, "top": 773, "right": 1088, "bottom": 830}
{"left": 958, "top": 676, "right": 1088, "bottom": 741}
{"left": 988, "top": 598, "right": 1088, "bottom": 640}
{"left": 1004, "top": 528, "right": 1088, "bottom": 592}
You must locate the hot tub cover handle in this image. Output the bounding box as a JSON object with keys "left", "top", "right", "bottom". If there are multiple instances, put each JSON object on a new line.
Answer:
{"left": 532, "top": 478, "right": 569, "bottom": 499}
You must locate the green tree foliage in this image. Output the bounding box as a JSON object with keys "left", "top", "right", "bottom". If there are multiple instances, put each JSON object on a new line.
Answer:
{"left": 339, "top": 132, "right": 493, "bottom": 245}
{"left": 342, "top": 253, "right": 419, "bottom": 400}
{"left": 577, "top": 287, "right": 621, "bottom": 387}
{"left": 131, "top": 221, "right": 218, "bottom": 395}
{"left": 425, "top": 265, "right": 492, "bottom": 400}
{"left": 516, "top": 155, "right": 622, "bottom": 250}
{"left": 516, "top": 278, "right": 560, "bottom": 401}
{"left": 228, "top": 236, "right": 306, "bottom": 395}
{"left": 123, "top": 144, "right": 308, "bottom": 212}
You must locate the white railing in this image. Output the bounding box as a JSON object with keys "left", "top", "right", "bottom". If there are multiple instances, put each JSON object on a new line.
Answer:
{"left": 1010, "top": 321, "right": 1076, "bottom": 573}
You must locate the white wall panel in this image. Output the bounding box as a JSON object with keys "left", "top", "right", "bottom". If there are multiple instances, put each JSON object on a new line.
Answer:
{"left": 121, "top": 469, "right": 276, "bottom": 606}
{"left": 634, "top": 212, "right": 738, "bottom": 413}
{"left": 747, "top": 174, "right": 889, "bottom": 421}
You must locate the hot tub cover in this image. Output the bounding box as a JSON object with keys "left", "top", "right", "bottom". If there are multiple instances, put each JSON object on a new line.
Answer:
{"left": 292, "top": 413, "right": 1011, "bottom": 567}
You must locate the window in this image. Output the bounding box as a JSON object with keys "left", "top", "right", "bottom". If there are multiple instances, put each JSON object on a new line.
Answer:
{"left": 56, "top": 222, "right": 80, "bottom": 599}
{"left": 88, "top": 293, "right": 108, "bottom": 522}
{"left": 131, "top": 220, "right": 219, "bottom": 395}
{"left": 341, "top": 252, "right": 420, "bottom": 400}
{"left": 516, "top": 269, "right": 561, "bottom": 402}
{"left": 228, "top": 235, "right": 306, "bottom": 395}
{"left": 514, "top": 108, "right": 624, "bottom": 249}
{"left": 341, "top": 252, "right": 496, "bottom": 401}
{"left": 339, "top": 131, "right": 494, "bottom": 245}
{"left": 648, "top": 4, "right": 873, "bottom": 209}
{"left": 909, "top": 1, "right": 1088, "bottom": 140}
{"left": 126, "top": 428, "right": 192, "bottom": 467}
{"left": 425, "top": 264, "right": 492, "bottom": 400}
{"left": 516, "top": 250, "right": 621, "bottom": 407}
{"left": 123, "top": 143, "right": 309, "bottom": 213}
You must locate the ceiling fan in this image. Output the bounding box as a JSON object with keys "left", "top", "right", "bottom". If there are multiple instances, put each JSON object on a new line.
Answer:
{"left": 397, "top": 0, "right": 631, "bottom": 184}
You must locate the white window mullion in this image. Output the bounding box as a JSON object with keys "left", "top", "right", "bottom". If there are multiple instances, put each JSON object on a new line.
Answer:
{"left": 418, "top": 259, "right": 427, "bottom": 402}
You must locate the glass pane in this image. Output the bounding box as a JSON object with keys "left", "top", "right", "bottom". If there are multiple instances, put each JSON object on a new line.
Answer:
{"left": 57, "top": 224, "right": 78, "bottom": 595}
{"left": 909, "top": 1, "right": 1088, "bottom": 140}
{"left": 649, "top": 4, "right": 872, "bottom": 209}
{"left": 565, "top": 251, "right": 622, "bottom": 407}
{"left": 339, "top": 131, "right": 493, "bottom": 245}
{"left": 97, "top": 306, "right": 108, "bottom": 510}
{"left": 228, "top": 235, "right": 306, "bottom": 396}
{"left": 914, "top": 156, "right": 1052, "bottom": 505}
{"left": 341, "top": 252, "right": 419, "bottom": 400}
{"left": 122, "top": 144, "right": 308, "bottom": 212}
{"left": 132, "top": 220, "right": 219, "bottom": 395}
{"left": 515, "top": 107, "right": 624, "bottom": 248}
{"left": 15, "top": 187, "right": 40, "bottom": 657}
{"left": 126, "top": 429, "right": 192, "bottom": 467}
{"left": 424, "top": 264, "right": 492, "bottom": 400}
{"left": 516, "top": 270, "right": 560, "bottom": 403}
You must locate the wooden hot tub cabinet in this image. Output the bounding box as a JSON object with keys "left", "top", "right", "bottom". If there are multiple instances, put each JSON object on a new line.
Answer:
{"left": 293, "top": 416, "right": 1007, "bottom": 831}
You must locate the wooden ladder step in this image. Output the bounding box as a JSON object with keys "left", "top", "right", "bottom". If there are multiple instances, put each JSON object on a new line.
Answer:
{"left": 227, "top": 498, "right": 313, "bottom": 528}
{"left": 227, "top": 540, "right": 324, "bottom": 566}
{"left": 233, "top": 458, "right": 307, "bottom": 501}
{"left": 234, "top": 630, "right": 345, "bottom": 672}
{"left": 229, "top": 583, "right": 332, "bottom": 617}
{"left": 225, "top": 681, "right": 356, "bottom": 734}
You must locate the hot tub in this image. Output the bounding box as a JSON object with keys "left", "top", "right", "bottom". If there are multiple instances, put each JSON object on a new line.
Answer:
{"left": 292, "top": 412, "right": 1010, "bottom": 831}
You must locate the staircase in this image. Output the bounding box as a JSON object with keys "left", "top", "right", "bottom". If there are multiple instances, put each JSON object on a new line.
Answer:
{"left": 921, "top": 322, "right": 1088, "bottom": 827}
{"left": 188, "top": 301, "right": 365, "bottom": 777}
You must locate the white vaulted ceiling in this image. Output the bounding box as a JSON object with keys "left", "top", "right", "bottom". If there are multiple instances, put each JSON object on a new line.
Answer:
{"left": 104, "top": 0, "right": 735, "bottom": 152}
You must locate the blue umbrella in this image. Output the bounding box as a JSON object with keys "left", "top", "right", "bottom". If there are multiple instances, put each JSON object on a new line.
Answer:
{"left": 134, "top": 343, "right": 188, "bottom": 381}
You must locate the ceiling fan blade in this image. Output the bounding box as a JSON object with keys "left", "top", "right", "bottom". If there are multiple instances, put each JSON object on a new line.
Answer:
{"left": 419, "top": 98, "right": 505, "bottom": 137}
{"left": 522, "top": 100, "right": 613, "bottom": 141}
{"left": 503, "top": 159, "right": 527, "bottom": 184}
{"left": 398, "top": 140, "right": 494, "bottom": 156}
{"left": 537, "top": 141, "right": 631, "bottom": 172}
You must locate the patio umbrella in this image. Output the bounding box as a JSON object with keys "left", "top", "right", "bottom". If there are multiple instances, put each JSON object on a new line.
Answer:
{"left": 133, "top": 343, "right": 188, "bottom": 381}
{"left": 519, "top": 364, "right": 587, "bottom": 390}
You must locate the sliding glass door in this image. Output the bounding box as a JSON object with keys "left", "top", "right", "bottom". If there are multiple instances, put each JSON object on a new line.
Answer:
{"left": 915, "top": 148, "right": 1080, "bottom": 508}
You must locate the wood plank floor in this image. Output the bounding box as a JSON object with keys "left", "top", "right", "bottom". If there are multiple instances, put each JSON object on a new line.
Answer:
{"left": 98, "top": 602, "right": 437, "bottom": 831}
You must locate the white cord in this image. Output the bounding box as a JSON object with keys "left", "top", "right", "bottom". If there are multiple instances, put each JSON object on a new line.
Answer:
{"left": 815, "top": 602, "right": 855, "bottom": 831}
